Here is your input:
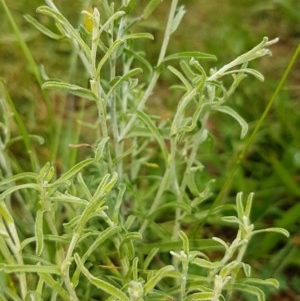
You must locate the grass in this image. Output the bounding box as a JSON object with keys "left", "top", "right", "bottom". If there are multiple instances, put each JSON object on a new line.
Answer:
{"left": 0, "top": 0, "right": 299, "bottom": 300}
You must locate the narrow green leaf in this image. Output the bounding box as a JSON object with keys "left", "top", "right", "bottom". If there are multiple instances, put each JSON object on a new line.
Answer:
{"left": 96, "top": 40, "right": 123, "bottom": 77}
{"left": 7, "top": 134, "right": 45, "bottom": 148}
{"left": 107, "top": 68, "right": 143, "bottom": 99}
{"left": 124, "top": 48, "right": 153, "bottom": 75}
{"left": 191, "top": 258, "right": 223, "bottom": 269}
{"left": 35, "top": 210, "right": 44, "bottom": 256}
{"left": 170, "top": 6, "right": 186, "bottom": 34}
{"left": 236, "top": 192, "right": 244, "bottom": 220}
{"left": 0, "top": 173, "right": 37, "bottom": 186}
{"left": 72, "top": 226, "right": 120, "bottom": 287}
{"left": 253, "top": 227, "right": 289, "bottom": 237}
{"left": 39, "top": 273, "right": 70, "bottom": 301}
{"left": 171, "top": 83, "right": 206, "bottom": 135}
{"left": 55, "top": 158, "right": 94, "bottom": 184}
{"left": 76, "top": 172, "right": 93, "bottom": 200}
{"left": 76, "top": 206, "right": 107, "bottom": 235}
{"left": 185, "top": 292, "right": 214, "bottom": 301}
{"left": 122, "top": 0, "right": 137, "bottom": 14}
{"left": 212, "top": 105, "right": 248, "bottom": 138}
{"left": 224, "top": 68, "right": 265, "bottom": 82}
{"left": 0, "top": 263, "right": 60, "bottom": 274}
{"left": 74, "top": 253, "right": 129, "bottom": 300}
{"left": 0, "top": 207, "right": 20, "bottom": 263}
{"left": 140, "top": 239, "right": 222, "bottom": 254}
{"left": 149, "top": 201, "right": 191, "bottom": 218}
{"left": 98, "top": 11, "right": 126, "bottom": 38}
{"left": 92, "top": 172, "right": 118, "bottom": 200}
{"left": 190, "top": 58, "right": 208, "bottom": 79}
{"left": 94, "top": 137, "right": 110, "bottom": 162}
{"left": 39, "top": 162, "right": 55, "bottom": 183}
{"left": 164, "top": 52, "right": 217, "bottom": 64}
{"left": 234, "top": 283, "right": 265, "bottom": 301}
{"left": 245, "top": 192, "right": 254, "bottom": 218}
{"left": 242, "top": 262, "right": 252, "bottom": 277}
{"left": 0, "top": 236, "right": 16, "bottom": 264}
{"left": 180, "top": 60, "right": 197, "bottom": 81}
{"left": 221, "top": 216, "right": 241, "bottom": 225}
{"left": 51, "top": 192, "right": 89, "bottom": 206}
{"left": 167, "top": 65, "right": 192, "bottom": 91}
{"left": 37, "top": 6, "right": 90, "bottom": 59}
{"left": 131, "top": 257, "right": 139, "bottom": 282}
{"left": 123, "top": 32, "right": 154, "bottom": 41}
{"left": 243, "top": 277, "right": 280, "bottom": 288}
{"left": 38, "top": 162, "right": 51, "bottom": 181}
{"left": 63, "top": 215, "right": 82, "bottom": 230}
{"left": 136, "top": 110, "right": 168, "bottom": 165}
{"left": 143, "top": 248, "right": 159, "bottom": 270}
{"left": 97, "top": 34, "right": 152, "bottom": 77}
{"left": 120, "top": 232, "right": 142, "bottom": 260}
{"left": 179, "top": 231, "right": 189, "bottom": 255}
{"left": 220, "top": 261, "right": 243, "bottom": 278}
{"left": 42, "top": 80, "right": 96, "bottom": 101}
{"left": 24, "top": 14, "right": 63, "bottom": 39}
{"left": 143, "top": 0, "right": 162, "bottom": 19}
{"left": 0, "top": 203, "right": 15, "bottom": 227}
{"left": 144, "top": 265, "right": 175, "bottom": 294}
{"left": 182, "top": 104, "right": 204, "bottom": 133}
{"left": 0, "top": 184, "right": 40, "bottom": 202}
{"left": 212, "top": 237, "right": 229, "bottom": 250}
{"left": 112, "top": 183, "right": 126, "bottom": 224}
{"left": 243, "top": 68, "right": 265, "bottom": 81}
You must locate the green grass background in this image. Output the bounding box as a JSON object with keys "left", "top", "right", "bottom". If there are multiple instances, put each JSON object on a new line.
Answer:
{"left": 1, "top": 0, "right": 299, "bottom": 300}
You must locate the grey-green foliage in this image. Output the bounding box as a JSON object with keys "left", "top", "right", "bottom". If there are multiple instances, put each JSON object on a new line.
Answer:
{"left": 0, "top": 0, "right": 289, "bottom": 300}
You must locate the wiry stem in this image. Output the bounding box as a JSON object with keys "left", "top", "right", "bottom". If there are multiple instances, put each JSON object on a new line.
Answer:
{"left": 119, "top": 0, "right": 180, "bottom": 141}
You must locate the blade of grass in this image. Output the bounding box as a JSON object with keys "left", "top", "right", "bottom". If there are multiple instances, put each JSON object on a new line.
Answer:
{"left": 0, "top": 0, "right": 56, "bottom": 163}
{"left": 74, "top": 253, "right": 129, "bottom": 301}
{"left": 0, "top": 81, "right": 40, "bottom": 171}
{"left": 0, "top": 0, "right": 42, "bottom": 85}
{"left": 269, "top": 153, "right": 300, "bottom": 196}
{"left": 205, "top": 43, "right": 300, "bottom": 221}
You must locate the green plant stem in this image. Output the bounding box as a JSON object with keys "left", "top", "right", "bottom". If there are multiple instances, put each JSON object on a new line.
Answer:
{"left": 119, "top": 0, "right": 179, "bottom": 141}
{"left": 57, "top": 3, "right": 89, "bottom": 169}
{"left": 139, "top": 96, "right": 210, "bottom": 237}
{"left": 138, "top": 143, "right": 176, "bottom": 235}
{"left": 0, "top": 203, "right": 28, "bottom": 299}
{"left": 0, "top": 0, "right": 54, "bottom": 143}
{"left": 61, "top": 233, "right": 80, "bottom": 301}
{"left": 96, "top": 93, "right": 114, "bottom": 173}
{"left": 138, "top": 167, "right": 171, "bottom": 235}
{"left": 172, "top": 113, "right": 210, "bottom": 240}
{"left": 38, "top": 183, "right": 75, "bottom": 300}
{"left": 170, "top": 88, "right": 201, "bottom": 136}
{"left": 1, "top": 82, "right": 40, "bottom": 172}
{"left": 225, "top": 236, "right": 250, "bottom": 300}
{"left": 110, "top": 15, "right": 123, "bottom": 176}
{"left": 0, "top": 0, "right": 41, "bottom": 85}
{"left": 180, "top": 261, "right": 188, "bottom": 301}
{"left": 206, "top": 42, "right": 300, "bottom": 219}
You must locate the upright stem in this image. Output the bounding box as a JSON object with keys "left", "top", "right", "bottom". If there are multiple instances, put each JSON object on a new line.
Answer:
{"left": 119, "top": 0, "right": 179, "bottom": 141}
{"left": 139, "top": 138, "right": 177, "bottom": 235}
{"left": 61, "top": 233, "right": 80, "bottom": 301}
{"left": 172, "top": 113, "right": 209, "bottom": 240}
{"left": 110, "top": 10, "right": 129, "bottom": 177}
